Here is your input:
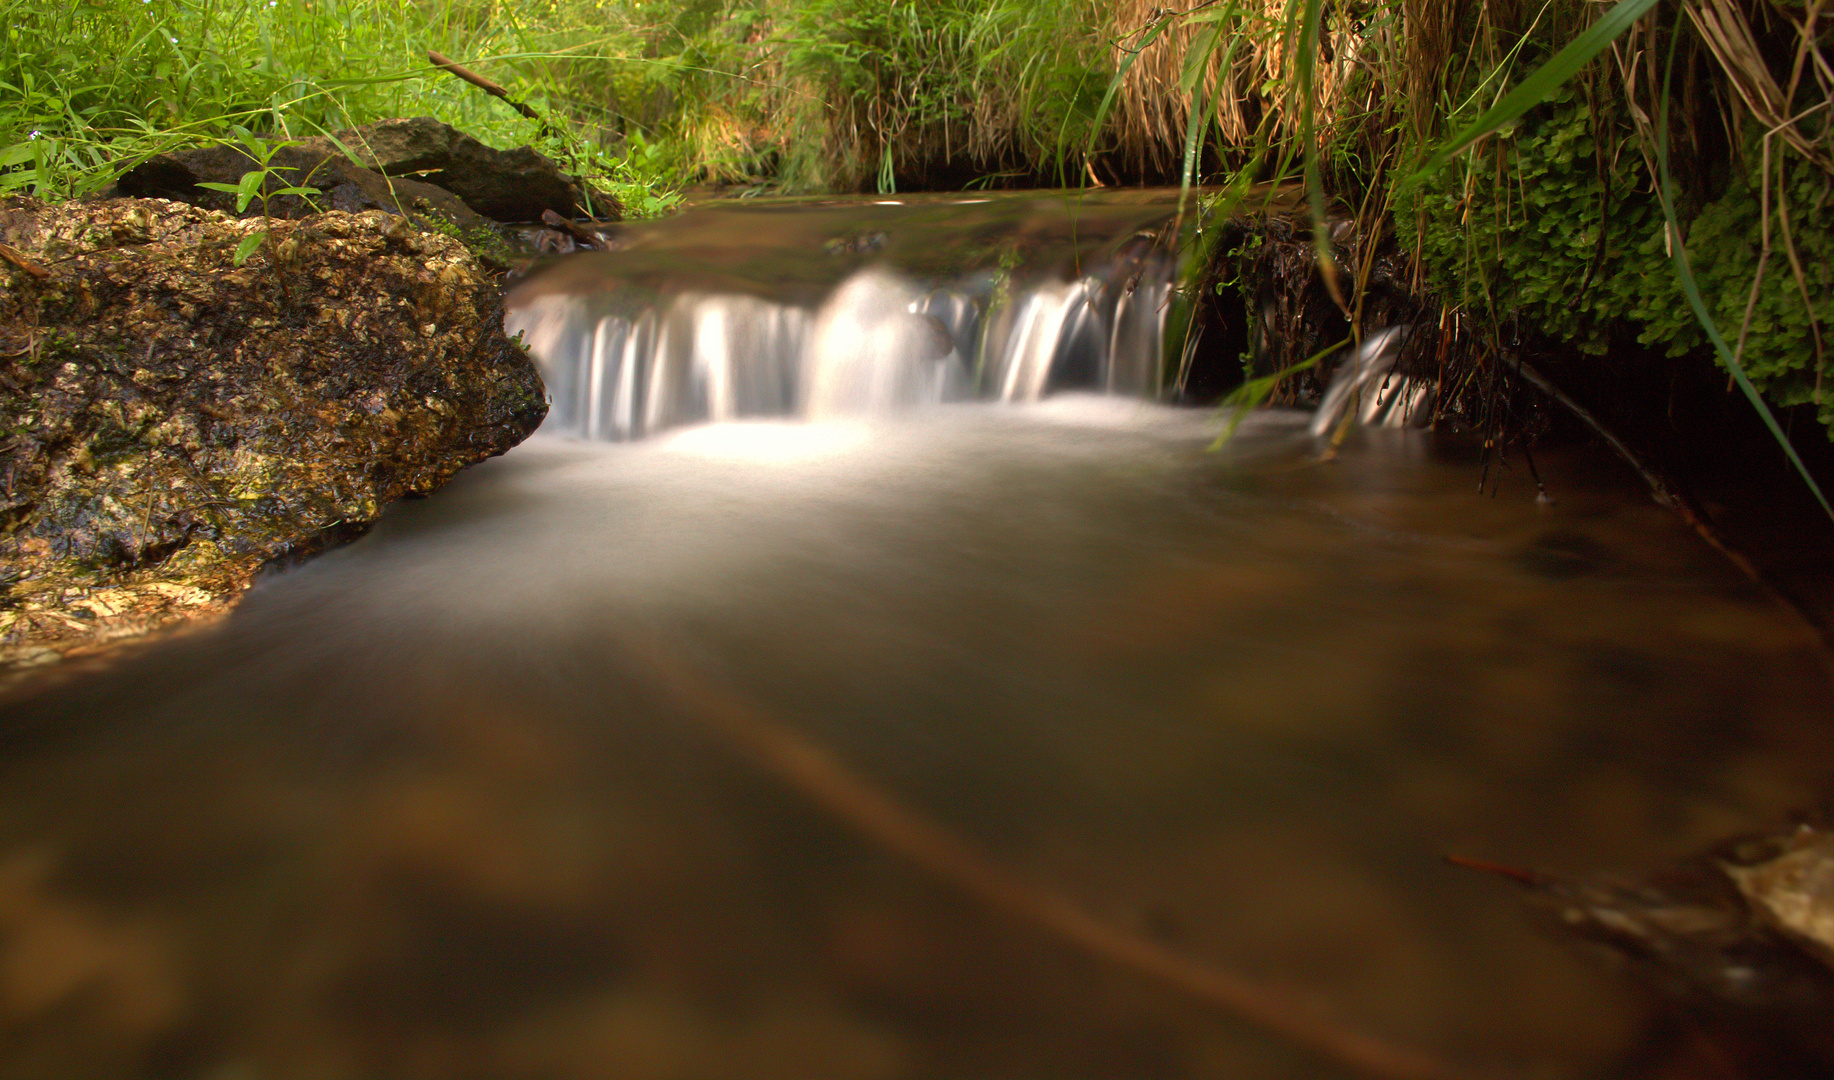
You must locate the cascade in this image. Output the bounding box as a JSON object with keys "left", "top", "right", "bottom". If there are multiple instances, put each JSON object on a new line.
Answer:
{"left": 505, "top": 193, "right": 1180, "bottom": 439}
{"left": 1307, "top": 326, "right": 1435, "bottom": 436}
{"left": 504, "top": 192, "right": 1435, "bottom": 443}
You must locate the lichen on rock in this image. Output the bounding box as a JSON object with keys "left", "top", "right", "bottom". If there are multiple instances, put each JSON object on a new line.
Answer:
{"left": 0, "top": 197, "right": 547, "bottom": 672}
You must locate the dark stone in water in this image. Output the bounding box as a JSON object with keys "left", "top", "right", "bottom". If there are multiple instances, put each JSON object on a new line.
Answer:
{"left": 116, "top": 142, "right": 493, "bottom": 235}
{"left": 112, "top": 118, "right": 612, "bottom": 267}
{"left": 0, "top": 197, "right": 548, "bottom": 671}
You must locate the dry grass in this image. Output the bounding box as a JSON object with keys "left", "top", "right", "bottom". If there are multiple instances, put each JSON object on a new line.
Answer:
{"left": 1685, "top": 0, "right": 1833, "bottom": 174}
{"left": 1106, "top": 0, "right": 1376, "bottom": 176}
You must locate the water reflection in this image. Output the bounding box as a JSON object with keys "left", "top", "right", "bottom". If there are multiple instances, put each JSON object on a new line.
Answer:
{"left": 1, "top": 402, "right": 1830, "bottom": 1080}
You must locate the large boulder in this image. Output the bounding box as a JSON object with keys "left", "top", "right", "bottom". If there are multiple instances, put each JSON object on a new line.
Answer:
{"left": 0, "top": 197, "right": 548, "bottom": 672}
{"left": 297, "top": 116, "right": 603, "bottom": 223}
{"left": 114, "top": 118, "right": 608, "bottom": 231}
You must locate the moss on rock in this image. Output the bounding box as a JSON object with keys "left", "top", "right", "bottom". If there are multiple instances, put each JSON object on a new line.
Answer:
{"left": 0, "top": 197, "right": 547, "bottom": 672}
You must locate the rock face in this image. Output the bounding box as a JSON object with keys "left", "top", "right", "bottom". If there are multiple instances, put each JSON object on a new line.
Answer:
{"left": 114, "top": 117, "right": 609, "bottom": 231}
{"left": 297, "top": 116, "right": 602, "bottom": 223}
{"left": 0, "top": 197, "right": 547, "bottom": 671}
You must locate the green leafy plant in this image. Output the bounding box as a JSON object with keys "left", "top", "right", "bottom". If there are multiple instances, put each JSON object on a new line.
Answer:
{"left": 1403, "top": 0, "right": 1665, "bottom": 188}
{"left": 1646, "top": 23, "right": 1833, "bottom": 521}
{"left": 193, "top": 129, "right": 323, "bottom": 266}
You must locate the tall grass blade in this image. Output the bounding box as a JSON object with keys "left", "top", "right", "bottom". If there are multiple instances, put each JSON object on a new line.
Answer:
{"left": 1177, "top": 16, "right": 1238, "bottom": 215}
{"left": 1404, "top": 0, "right": 1662, "bottom": 186}
{"left": 1293, "top": 0, "right": 1343, "bottom": 308}
{"left": 1177, "top": 19, "right": 1221, "bottom": 194}
{"left": 1090, "top": 12, "right": 1173, "bottom": 147}
{"left": 1651, "top": 18, "right": 1834, "bottom": 524}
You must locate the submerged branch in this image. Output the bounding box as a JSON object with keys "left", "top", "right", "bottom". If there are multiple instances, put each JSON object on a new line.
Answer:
{"left": 618, "top": 633, "right": 1494, "bottom": 1080}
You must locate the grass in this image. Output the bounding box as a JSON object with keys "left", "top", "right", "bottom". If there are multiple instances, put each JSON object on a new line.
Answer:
{"left": 0, "top": 0, "right": 1184, "bottom": 199}
{"left": 0, "top": 0, "right": 687, "bottom": 211}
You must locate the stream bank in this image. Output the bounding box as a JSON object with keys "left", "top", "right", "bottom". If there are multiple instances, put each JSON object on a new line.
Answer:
{"left": 1182, "top": 205, "right": 1834, "bottom": 650}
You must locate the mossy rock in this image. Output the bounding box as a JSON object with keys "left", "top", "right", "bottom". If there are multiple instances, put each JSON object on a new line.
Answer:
{"left": 0, "top": 197, "right": 547, "bottom": 674}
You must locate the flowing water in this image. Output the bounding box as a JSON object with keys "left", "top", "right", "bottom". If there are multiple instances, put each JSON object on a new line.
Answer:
{"left": 0, "top": 192, "right": 1830, "bottom": 1080}
{"left": 503, "top": 190, "right": 1186, "bottom": 437}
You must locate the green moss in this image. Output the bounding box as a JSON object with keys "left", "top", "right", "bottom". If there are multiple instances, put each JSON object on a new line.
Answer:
{"left": 1402, "top": 95, "right": 1666, "bottom": 354}
{"left": 459, "top": 224, "right": 515, "bottom": 269}
{"left": 410, "top": 209, "right": 514, "bottom": 270}
{"left": 1634, "top": 151, "right": 1834, "bottom": 433}
{"left": 1402, "top": 95, "right": 1832, "bottom": 436}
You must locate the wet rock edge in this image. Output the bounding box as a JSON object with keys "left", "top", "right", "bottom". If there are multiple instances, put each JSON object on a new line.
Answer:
{"left": 0, "top": 195, "right": 548, "bottom": 680}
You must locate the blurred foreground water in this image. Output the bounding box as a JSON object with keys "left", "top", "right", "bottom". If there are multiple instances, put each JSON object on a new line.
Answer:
{"left": 1, "top": 398, "right": 1830, "bottom": 1080}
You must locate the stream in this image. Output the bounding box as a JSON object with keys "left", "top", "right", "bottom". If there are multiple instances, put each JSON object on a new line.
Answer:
{"left": 0, "top": 191, "right": 1830, "bottom": 1080}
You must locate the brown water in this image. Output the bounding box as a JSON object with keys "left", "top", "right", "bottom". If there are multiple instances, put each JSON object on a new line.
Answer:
{"left": 0, "top": 399, "right": 1829, "bottom": 1080}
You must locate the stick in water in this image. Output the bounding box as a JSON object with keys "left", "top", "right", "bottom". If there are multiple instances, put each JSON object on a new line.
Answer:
{"left": 618, "top": 632, "right": 1492, "bottom": 1080}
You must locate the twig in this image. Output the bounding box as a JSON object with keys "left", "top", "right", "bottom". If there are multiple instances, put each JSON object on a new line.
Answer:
{"left": 1444, "top": 853, "right": 1554, "bottom": 889}
{"left": 426, "top": 50, "right": 543, "bottom": 122}
{"left": 539, "top": 209, "right": 609, "bottom": 249}
{"left": 0, "top": 242, "right": 49, "bottom": 279}
{"left": 616, "top": 631, "right": 1491, "bottom": 1080}
{"left": 135, "top": 489, "right": 156, "bottom": 563}
{"left": 1511, "top": 356, "right": 1834, "bottom": 655}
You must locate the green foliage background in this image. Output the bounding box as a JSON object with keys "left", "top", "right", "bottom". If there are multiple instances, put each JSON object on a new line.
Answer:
{"left": 0, "top": 0, "right": 691, "bottom": 212}
{"left": 0, "top": 0, "right": 1114, "bottom": 200}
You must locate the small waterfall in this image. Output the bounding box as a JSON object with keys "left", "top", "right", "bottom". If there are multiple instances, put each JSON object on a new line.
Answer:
{"left": 804, "top": 267, "right": 972, "bottom": 416}
{"left": 505, "top": 194, "right": 1435, "bottom": 444}
{"left": 1308, "top": 327, "right": 1435, "bottom": 437}
{"left": 505, "top": 194, "right": 1180, "bottom": 440}
{"left": 517, "top": 291, "right": 810, "bottom": 440}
